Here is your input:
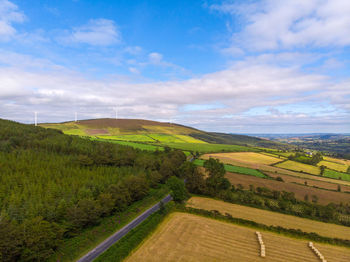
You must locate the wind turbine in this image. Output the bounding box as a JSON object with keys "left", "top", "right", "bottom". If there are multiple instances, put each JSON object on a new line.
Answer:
{"left": 75, "top": 112, "right": 78, "bottom": 122}
{"left": 113, "top": 106, "right": 118, "bottom": 120}
{"left": 34, "top": 112, "right": 38, "bottom": 126}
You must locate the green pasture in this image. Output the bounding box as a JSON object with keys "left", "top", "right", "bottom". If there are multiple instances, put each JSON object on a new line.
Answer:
{"left": 323, "top": 169, "right": 350, "bottom": 182}
{"left": 97, "top": 134, "right": 155, "bottom": 142}
{"left": 163, "top": 143, "right": 258, "bottom": 153}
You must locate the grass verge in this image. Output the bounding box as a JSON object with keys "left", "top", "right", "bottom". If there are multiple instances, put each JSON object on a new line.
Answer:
{"left": 94, "top": 203, "right": 173, "bottom": 262}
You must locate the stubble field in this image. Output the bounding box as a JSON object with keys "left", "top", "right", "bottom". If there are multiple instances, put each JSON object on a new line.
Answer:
{"left": 186, "top": 197, "right": 350, "bottom": 240}
{"left": 126, "top": 212, "right": 350, "bottom": 262}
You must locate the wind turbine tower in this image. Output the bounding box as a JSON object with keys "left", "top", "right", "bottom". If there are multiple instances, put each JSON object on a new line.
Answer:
{"left": 75, "top": 112, "right": 78, "bottom": 122}
{"left": 113, "top": 106, "right": 118, "bottom": 120}
{"left": 34, "top": 112, "right": 38, "bottom": 126}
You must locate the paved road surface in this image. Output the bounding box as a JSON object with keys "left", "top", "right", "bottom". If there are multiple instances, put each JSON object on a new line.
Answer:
{"left": 77, "top": 194, "right": 172, "bottom": 262}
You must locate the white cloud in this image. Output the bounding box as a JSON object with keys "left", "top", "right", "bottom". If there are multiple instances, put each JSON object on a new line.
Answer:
{"left": 0, "top": 0, "right": 25, "bottom": 40}
{"left": 148, "top": 52, "right": 163, "bottom": 64}
{"left": 60, "top": 18, "right": 121, "bottom": 46}
{"left": 1, "top": 51, "right": 349, "bottom": 133}
{"left": 212, "top": 0, "right": 350, "bottom": 51}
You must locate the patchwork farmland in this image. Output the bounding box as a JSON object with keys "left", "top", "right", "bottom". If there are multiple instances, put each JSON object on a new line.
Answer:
{"left": 126, "top": 212, "right": 350, "bottom": 262}
{"left": 187, "top": 197, "right": 350, "bottom": 240}
{"left": 201, "top": 152, "right": 350, "bottom": 186}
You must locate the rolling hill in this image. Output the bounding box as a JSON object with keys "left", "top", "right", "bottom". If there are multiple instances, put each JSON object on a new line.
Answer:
{"left": 40, "top": 118, "right": 290, "bottom": 149}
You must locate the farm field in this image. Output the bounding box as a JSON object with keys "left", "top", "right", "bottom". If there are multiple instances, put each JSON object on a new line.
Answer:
{"left": 225, "top": 172, "right": 350, "bottom": 204}
{"left": 98, "top": 134, "right": 155, "bottom": 142}
{"left": 324, "top": 169, "right": 350, "bottom": 182}
{"left": 203, "top": 152, "right": 282, "bottom": 165}
{"left": 126, "top": 212, "right": 350, "bottom": 262}
{"left": 275, "top": 160, "right": 320, "bottom": 175}
{"left": 324, "top": 156, "right": 350, "bottom": 166}
{"left": 265, "top": 171, "right": 350, "bottom": 192}
{"left": 194, "top": 159, "right": 267, "bottom": 178}
{"left": 148, "top": 134, "right": 206, "bottom": 143}
{"left": 163, "top": 142, "right": 258, "bottom": 153}
{"left": 201, "top": 154, "right": 350, "bottom": 186}
{"left": 187, "top": 197, "right": 350, "bottom": 240}
{"left": 93, "top": 138, "right": 164, "bottom": 151}
{"left": 317, "top": 160, "right": 349, "bottom": 173}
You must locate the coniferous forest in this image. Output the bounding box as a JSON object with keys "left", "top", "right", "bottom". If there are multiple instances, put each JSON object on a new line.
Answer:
{"left": 0, "top": 119, "right": 186, "bottom": 261}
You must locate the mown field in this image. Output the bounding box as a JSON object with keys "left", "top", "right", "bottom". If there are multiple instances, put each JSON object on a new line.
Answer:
{"left": 324, "top": 169, "right": 350, "bottom": 182}
{"left": 324, "top": 156, "right": 350, "bottom": 166}
{"left": 194, "top": 159, "right": 267, "bottom": 178}
{"left": 203, "top": 152, "right": 282, "bottom": 165}
{"left": 275, "top": 160, "right": 320, "bottom": 175}
{"left": 318, "top": 160, "right": 349, "bottom": 173}
{"left": 126, "top": 212, "right": 350, "bottom": 262}
{"left": 225, "top": 172, "right": 350, "bottom": 204}
{"left": 187, "top": 197, "right": 350, "bottom": 240}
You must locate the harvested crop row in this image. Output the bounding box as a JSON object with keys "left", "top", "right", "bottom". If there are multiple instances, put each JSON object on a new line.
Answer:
{"left": 187, "top": 197, "right": 350, "bottom": 240}
{"left": 126, "top": 212, "right": 350, "bottom": 262}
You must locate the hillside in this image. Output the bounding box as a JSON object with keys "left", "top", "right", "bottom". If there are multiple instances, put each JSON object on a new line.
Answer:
{"left": 40, "top": 118, "right": 203, "bottom": 136}
{"left": 40, "top": 118, "right": 288, "bottom": 150}
{"left": 0, "top": 118, "right": 187, "bottom": 261}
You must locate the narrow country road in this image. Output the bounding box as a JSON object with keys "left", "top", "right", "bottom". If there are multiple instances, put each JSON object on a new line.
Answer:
{"left": 77, "top": 194, "right": 173, "bottom": 262}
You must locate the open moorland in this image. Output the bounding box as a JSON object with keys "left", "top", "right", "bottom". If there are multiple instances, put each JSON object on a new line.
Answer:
{"left": 225, "top": 172, "right": 350, "bottom": 204}
{"left": 187, "top": 197, "right": 350, "bottom": 240}
{"left": 126, "top": 212, "right": 350, "bottom": 262}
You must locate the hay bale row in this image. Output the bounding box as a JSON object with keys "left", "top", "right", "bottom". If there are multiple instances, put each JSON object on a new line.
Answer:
{"left": 308, "top": 242, "right": 327, "bottom": 262}
{"left": 256, "top": 231, "right": 266, "bottom": 257}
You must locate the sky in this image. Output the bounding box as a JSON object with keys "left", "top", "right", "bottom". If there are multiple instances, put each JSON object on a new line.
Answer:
{"left": 1, "top": 0, "right": 350, "bottom": 133}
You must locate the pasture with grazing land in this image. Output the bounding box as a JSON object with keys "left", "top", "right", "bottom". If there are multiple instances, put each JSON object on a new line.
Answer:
{"left": 187, "top": 197, "right": 350, "bottom": 240}
{"left": 275, "top": 160, "right": 320, "bottom": 175}
{"left": 126, "top": 212, "right": 350, "bottom": 262}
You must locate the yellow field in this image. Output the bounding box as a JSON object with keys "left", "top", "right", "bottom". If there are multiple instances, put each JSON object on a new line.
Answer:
{"left": 324, "top": 156, "right": 350, "bottom": 166}
{"left": 174, "top": 134, "right": 207, "bottom": 143}
{"left": 203, "top": 152, "right": 282, "bottom": 165}
{"left": 318, "top": 160, "right": 349, "bottom": 173}
{"left": 126, "top": 212, "right": 350, "bottom": 262}
{"left": 275, "top": 160, "right": 320, "bottom": 175}
{"left": 187, "top": 197, "right": 350, "bottom": 240}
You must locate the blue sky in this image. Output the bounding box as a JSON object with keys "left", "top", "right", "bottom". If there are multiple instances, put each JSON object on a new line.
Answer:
{"left": 1, "top": 0, "right": 350, "bottom": 133}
